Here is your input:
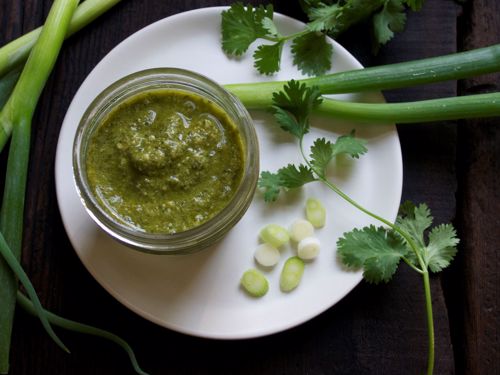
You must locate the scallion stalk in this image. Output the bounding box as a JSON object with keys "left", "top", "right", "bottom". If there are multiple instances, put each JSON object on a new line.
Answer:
{"left": 0, "top": 0, "right": 124, "bottom": 79}
{"left": 16, "top": 292, "right": 150, "bottom": 375}
{"left": 225, "top": 43, "right": 500, "bottom": 108}
{"left": 0, "top": 233, "right": 69, "bottom": 353}
{"left": 313, "top": 92, "right": 500, "bottom": 123}
{"left": 0, "top": 69, "right": 20, "bottom": 109}
{"left": 0, "top": 0, "right": 79, "bottom": 372}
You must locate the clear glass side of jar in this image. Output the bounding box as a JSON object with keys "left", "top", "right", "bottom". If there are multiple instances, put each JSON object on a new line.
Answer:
{"left": 73, "top": 68, "right": 259, "bottom": 254}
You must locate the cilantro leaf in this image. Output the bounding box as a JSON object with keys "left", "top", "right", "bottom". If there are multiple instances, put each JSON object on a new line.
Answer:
{"left": 331, "top": 130, "right": 368, "bottom": 159}
{"left": 309, "top": 132, "right": 367, "bottom": 176}
{"left": 372, "top": 0, "right": 407, "bottom": 53}
{"left": 253, "top": 42, "right": 284, "bottom": 75}
{"left": 398, "top": 200, "right": 417, "bottom": 217}
{"left": 405, "top": 0, "right": 424, "bottom": 11}
{"left": 291, "top": 32, "right": 333, "bottom": 76}
{"left": 221, "top": 3, "right": 273, "bottom": 56}
{"left": 306, "top": 3, "right": 342, "bottom": 33}
{"left": 258, "top": 171, "right": 282, "bottom": 202}
{"left": 278, "top": 164, "right": 316, "bottom": 188}
{"left": 258, "top": 164, "right": 316, "bottom": 202}
{"left": 261, "top": 17, "right": 280, "bottom": 37}
{"left": 272, "top": 106, "right": 306, "bottom": 139}
{"left": 395, "top": 201, "right": 459, "bottom": 272}
{"left": 425, "top": 224, "right": 459, "bottom": 272}
{"left": 310, "top": 137, "right": 334, "bottom": 176}
{"left": 396, "top": 201, "right": 433, "bottom": 248}
{"left": 272, "top": 80, "right": 323, "bottom": 139}
{"left": 337, "top": 225, "right": 408, "bottom": 283}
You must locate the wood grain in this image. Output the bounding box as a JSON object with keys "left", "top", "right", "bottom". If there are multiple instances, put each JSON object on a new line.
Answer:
{"left": 0, "top": 1, "right": 497, "bottom": 374}
{"left": 444, "top": 0, "right": 500, "bottom": 374}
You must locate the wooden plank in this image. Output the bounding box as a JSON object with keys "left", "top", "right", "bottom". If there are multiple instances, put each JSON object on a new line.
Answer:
{"left": 444, "top": 0, "right": 500, "bottom": 374}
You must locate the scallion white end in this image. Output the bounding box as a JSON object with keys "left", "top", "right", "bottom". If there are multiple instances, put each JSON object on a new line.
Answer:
{"left": 254, "top": 243, "right": 280, "bottom": 267}
{"left": 297, "top": 237, "right": 320, "bottom": 260}
{"left": 289, "top": 219, "right": 314, "bottom": 242}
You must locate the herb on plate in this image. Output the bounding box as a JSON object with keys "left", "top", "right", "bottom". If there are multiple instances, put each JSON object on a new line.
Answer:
{"left": 221, "top": 1, "right": 426, "bottom": 76}
{"left": 258, "top": 80, "right": 459, "bottom": 375}
{"left": 221, "top": 2, "right": 332, "bottom": 76}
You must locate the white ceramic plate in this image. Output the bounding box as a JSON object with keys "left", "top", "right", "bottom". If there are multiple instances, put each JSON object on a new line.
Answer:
{"left": 55, "top": 7, "right": 402, "bottom": 339}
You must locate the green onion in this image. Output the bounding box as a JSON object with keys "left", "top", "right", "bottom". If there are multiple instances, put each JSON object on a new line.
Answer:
{"left": 225, "top": 44, "right": 500, "bottom": 108}
{"left": 16, "top": 292, "right": 150, "bottom": 375}
{"left": 241, "top": 269, "right": 269, "bottom": 297}
{"left": 225, "top": 44, "right": 500, "bottom": 124}
{"left": 254, "top": 243, "right": 281, "bottom": 267}
{"left": 259, "top": 224, "right": 290, "bottom": 248}
{"left": 0, "top": 233, "right": 69, "bottom": 353}
{"left": 0, "top": 68, "right": 20, "bottom": 109}
{"left": 0, "top": 0, "right": 79, "bottom": 372}
{"left": 0, "top": 2, "right": 148, "bottom": 374}
{"left": 313, "top": 92, "right": 500, "bottom": 123}
{"left": 297, "top": 237, "right": 321, "bottom": 260}
{"left": 305, "top": 198, "right": 326, "bottom": 228}
{"left": 0, "top": 0, "right": 124, "bottom": 79}
{"left": 289, "top": 219, "right": 315, "bottom": 243}
{"left": 280, "top": 256, "right": 305, "bottom": 292}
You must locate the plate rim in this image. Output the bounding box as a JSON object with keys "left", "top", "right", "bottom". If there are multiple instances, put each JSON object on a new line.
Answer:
{"left": 55, "top": 6, "right": 403, "bottom": 340}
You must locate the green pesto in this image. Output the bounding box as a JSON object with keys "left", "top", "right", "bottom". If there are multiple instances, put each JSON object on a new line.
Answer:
{"left": 86, "top": 89, "right": 244, "bottom": 234}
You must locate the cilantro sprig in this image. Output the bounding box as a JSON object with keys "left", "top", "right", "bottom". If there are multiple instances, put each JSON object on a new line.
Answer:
{"left": 258, "top": 80, "right": 367, "bottom": 201}
{"left": 221, "top": 3, "right": 333, "bottom": 76}
{"left": 259, "top": 80, "right": 458, "bottom": 375}
{"left": 302, "top": 0, "right": 425, "bottom": 53}
{"left": 337, "top": 202, "right": 459, "bottom": 284}
{"left": 221, "top": 1, "right": 425, "bottom": 76}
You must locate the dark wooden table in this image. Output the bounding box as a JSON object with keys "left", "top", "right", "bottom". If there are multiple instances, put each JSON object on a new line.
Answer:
{"left": 1, "top": 1, "right": 498, "bottom": 374}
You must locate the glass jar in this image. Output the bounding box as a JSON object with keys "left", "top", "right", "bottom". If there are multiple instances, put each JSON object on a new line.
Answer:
{"left": 73, "top": 68, "right": 259, "bottom": 254}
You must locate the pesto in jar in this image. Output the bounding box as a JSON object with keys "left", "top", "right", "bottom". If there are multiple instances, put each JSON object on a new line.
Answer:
{"left": 85, "top": 89, "right": 245, "bottom": 234}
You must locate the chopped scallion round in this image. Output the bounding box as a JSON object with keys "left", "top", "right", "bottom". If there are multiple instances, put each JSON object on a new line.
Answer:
{"left": 280, "top": 257, "right": 305, "bottom": 292}
{"left": 306, "top": 198, "right": 326, "bottom": 228}
{"left": 297, "top": 237, "right": 321, "bottom": 260}
{"left": 254, "top": 243, "right": 280, "bottom": 267}
{"left": 240, "top": 269, "right": 269, "bottom": 297}
{"left": 289, "top": 219, "right": 314, "bottom": 242}
{"left": 259, "top": 224, "right": 290, "bottom": 248}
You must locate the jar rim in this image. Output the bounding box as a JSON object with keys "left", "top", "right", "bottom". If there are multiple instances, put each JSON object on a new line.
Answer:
{"left": 73, "top": 68, "right": 259, "bottom": 254}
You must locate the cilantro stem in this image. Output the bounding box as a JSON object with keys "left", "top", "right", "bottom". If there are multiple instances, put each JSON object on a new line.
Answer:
{"left": 299, "top": 140, "right": 436, "bottom": 374}
{"left": 320, "top": 177, "right": 426, "bottom": 267}
{"left": 263, "top": 29, "right": 309, "bottom": 43}
{"left": 299, "top": 138, "right": 426, "bottom": 271}
{"left": 422, "top": 271, "right": 435, "bottom": 375}
{"left": 401, "top": 256, "right": 424, "bottom": 274}
{"left": 299, "top": 139, "right": 435, "bottom": 373}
